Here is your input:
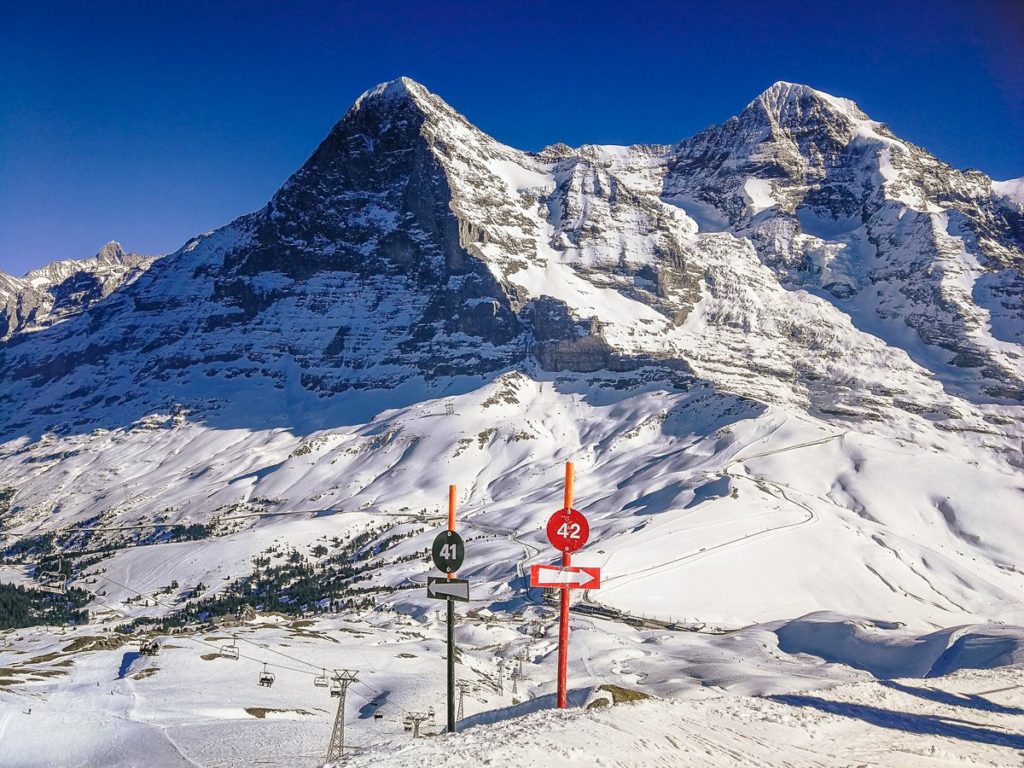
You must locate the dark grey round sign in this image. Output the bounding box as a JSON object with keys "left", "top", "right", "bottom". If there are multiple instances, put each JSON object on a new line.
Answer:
{"left": 431, "top": 530, "right": 465, "bottom": 573}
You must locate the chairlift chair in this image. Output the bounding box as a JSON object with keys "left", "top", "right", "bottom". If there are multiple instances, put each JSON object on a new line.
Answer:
{"left": 329, "top": 673, "right": 343, "bottom": 697}
{"left": 140, "top": 639, "right": 160, "bottom": 656}
{"left": 314, "top": 669, "right": 328, "bottom": 688}
{"left": 36, "top": 558, "right": 67, "bottom": 594}
{"left": 258, "top": 663, "right": 275, "bottom": 687}
{"left": 402, "top": 715, "right": 413, "bottom": 732}
{"left": 220, "top": 640, "right": 239, "bottom": 660}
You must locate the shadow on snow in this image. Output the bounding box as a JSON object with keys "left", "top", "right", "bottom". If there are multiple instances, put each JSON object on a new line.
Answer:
{"left": 769, "top": 693, "right": 1024, "bottom": 749}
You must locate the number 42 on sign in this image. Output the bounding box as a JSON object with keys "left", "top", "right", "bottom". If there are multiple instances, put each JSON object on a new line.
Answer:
{"left": 546, "top": 508, "right": 589, "bottom": 553}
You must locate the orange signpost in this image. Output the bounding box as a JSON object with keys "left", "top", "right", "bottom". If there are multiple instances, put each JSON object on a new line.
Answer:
{"left": 530, "top": 462, "right": 602, "bottom": 709}
{"left": 557, "top": 464, "right": 573, "bottom": 708}
{"left": 446, "top": 485, "right": 456, "bottom": 729}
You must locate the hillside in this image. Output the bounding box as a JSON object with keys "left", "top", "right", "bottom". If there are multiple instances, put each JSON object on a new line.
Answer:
{"left": 0, "top": 78, "right": 1022, "bottom": 767}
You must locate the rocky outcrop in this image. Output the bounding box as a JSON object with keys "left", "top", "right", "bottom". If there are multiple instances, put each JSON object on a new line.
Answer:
{"left": 0, "top": 242, "right": 155, "bottom": 340}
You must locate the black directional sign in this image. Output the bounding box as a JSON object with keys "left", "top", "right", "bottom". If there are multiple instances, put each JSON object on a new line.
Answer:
{"left": 431, "top": 530, "right": 465, "bottom": 573}
{"left": 427, "top": 576, "right": 470, "bottom": 602}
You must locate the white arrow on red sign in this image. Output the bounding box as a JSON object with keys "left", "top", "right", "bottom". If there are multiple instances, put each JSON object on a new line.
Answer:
{"left": 530, "top": 563, "right": 601, "bottom": 590}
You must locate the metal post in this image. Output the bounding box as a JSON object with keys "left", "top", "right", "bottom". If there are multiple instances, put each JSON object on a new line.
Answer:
{"left": 325, "top": 669, "right": 358, "bottom": 764}
{"left": 447, "top": 598, "right": 455, "bottom": 731}
{"left": 407, "top": 711, "right": 430, "bottom": 738}
{"left": 557, "top": 461, "right": 573, "bottom": 709}
{"left": 447, "top": 484, "right": 456, "bottom": 734}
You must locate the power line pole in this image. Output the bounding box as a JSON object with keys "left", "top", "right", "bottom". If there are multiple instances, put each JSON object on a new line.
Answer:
{"left": 325, "top": 669, "right": 358, "bottom": 765}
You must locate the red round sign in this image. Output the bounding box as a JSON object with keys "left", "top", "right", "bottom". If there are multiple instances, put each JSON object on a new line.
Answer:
{"left": 546, "top": 508, "right": 590, "bottom": 553}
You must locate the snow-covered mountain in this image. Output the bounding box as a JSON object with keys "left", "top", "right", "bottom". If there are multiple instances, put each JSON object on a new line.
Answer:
{"left": 1, "top": 77, "right": 1023, "bottom": 633}
{"left": 3, "top": 76, "right": 1024, "bottom": 768}
{"left": 0, "top": 241, "right": 156, "bottom": 340}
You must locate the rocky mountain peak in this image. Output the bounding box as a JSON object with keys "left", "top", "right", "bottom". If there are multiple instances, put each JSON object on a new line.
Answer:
{"left": 94, "top": 240, "right": 129, "bottom": 265}
{"left": 0, "top": 77, "right": 1020, "bottom": 439}
{"left": 332, "top": 76, "right": 470, "bottom": 144}
{"left": 0, "top": 242, "right": 157, "bottom": 340}
{"left": 353, "top": 76, "right": 426, "bottom": 108}
{"left": 719, "top": 81, "right": 881, "bottom": 164}
{"left": 269, "top": 76, "right": 477, "bottom": 217}
{"left": 750, "top": 81, "right": 870, "bottom": 128}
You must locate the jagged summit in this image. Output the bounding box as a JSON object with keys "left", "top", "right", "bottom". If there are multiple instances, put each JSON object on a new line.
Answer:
{"left": 94, "top": 240, "right": 130, "bottom": 265}
{"left": 753, "top": 81, "right": 864, "bottom": 118}
{"left": 731, "top": 81, "right": 876, "bottom": 147}
{"left": 0, "top": 241, "right": 156, "bottom": 340}
{"left": 283, "top": 75, "right": 482, "bottom": 199}
{"left": 353, "top": 76, "right": 426, "bottom": 107}
{"left": 341, "top": 76, "right": 465, "bottom": 132}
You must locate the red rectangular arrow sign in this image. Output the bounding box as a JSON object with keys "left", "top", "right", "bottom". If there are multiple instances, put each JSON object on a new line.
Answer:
{"left": 530, "top": 564, "right": 601, "bottom": 590}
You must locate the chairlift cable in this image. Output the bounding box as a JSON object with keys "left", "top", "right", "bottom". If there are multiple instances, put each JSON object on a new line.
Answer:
{"left": 80, "top": 582, "right": 323, "bottom": 678}
{"left": 31, "top": 549, "right": 420, "bottom": 719}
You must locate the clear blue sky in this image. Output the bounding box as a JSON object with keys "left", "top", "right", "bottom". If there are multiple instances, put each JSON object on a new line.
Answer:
{"left": 2, "top": 0, "right": 1021, "bottom": 275}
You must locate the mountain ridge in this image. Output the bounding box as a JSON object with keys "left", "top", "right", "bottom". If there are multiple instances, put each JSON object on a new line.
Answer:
{"left": 1, "top": 77, "right": 1021, "bottom": 434}
{"left": 0, "top": 241, "right": 156, "bottom": 340}
{"left": 0, "top": 78, "right": 1022, "bottom": 635}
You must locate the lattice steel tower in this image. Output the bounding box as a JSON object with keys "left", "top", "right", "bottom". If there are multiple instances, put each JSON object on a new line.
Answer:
{"left": 325, "top": 669, "right": 358, "bottom": 764}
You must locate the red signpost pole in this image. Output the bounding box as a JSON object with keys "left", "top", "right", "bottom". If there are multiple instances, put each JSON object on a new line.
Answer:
{"left": 557, "top": 462, "right": 573, "bottom": 709}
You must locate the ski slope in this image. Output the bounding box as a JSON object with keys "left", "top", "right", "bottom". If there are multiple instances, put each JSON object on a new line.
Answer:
{"left": 3, "top": 609, "right": 1024, "bottom": 767}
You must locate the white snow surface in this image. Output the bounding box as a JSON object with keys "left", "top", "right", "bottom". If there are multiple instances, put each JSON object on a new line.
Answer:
{"left": 742, "top": 178, "right": 777, "bottom": 214}
{"left": 3, "top": 615, "right": 1024, "bottom": 767}
{"left": 1, "top": 78, "right": 1023, "bottom": 767}
{"left": 992, "top": 177, "right": 1024, "bottom": 207}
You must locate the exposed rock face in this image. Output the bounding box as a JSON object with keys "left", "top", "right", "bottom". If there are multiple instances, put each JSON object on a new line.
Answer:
{"left": 0, "top": 242, "right": 155, "bottom": 340}
{"left": 0, "top": 79, "right": 1021, "bottom": 438}
{"left": 210, "top": 78, "right": 525, "bottom": 386}
{"left": 663, "top": 83, "right": 1024, "bottom": 399}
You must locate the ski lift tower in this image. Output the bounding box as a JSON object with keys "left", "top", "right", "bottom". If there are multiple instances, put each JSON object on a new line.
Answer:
{"left": 404, "top": 710, "right": 433, "bottom": 739}
{"left": 325, "top": 669, "right": 358, "bottom": 764}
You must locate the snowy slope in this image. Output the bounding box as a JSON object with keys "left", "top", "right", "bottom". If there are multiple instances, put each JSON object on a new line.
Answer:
{"left": 3, "top": 613, "right": 1024, "bottom": 767}
{"left": 0, "top": 77, "right": 1023, "bottom": 767}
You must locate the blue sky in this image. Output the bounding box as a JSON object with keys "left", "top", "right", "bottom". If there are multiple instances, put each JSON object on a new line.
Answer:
{"left": 1, "top": 0, "right": 1021, "bottom": 275}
